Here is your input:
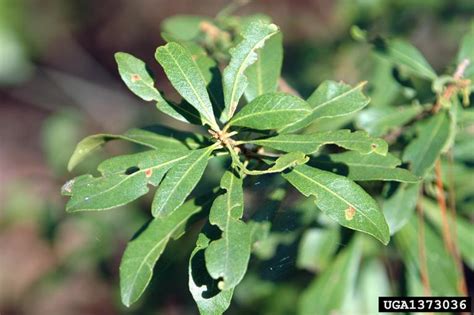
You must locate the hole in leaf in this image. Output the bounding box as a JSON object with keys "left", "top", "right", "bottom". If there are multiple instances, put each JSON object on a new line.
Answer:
{"left": 191, "top": 248, "right": 221, "bottom": 299}
{"left": 125, "top": 166, "right": 140, "bottom": 175}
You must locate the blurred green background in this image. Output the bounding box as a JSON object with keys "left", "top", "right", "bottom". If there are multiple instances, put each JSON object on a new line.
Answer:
{"left": 0, "top": 0, "right": 473, "bottom": 314}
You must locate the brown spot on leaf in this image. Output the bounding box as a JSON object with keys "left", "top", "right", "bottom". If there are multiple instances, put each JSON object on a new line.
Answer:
{"left": 131, "top": 74, "right": 141, "bottom": 82}
{"left": 145, "top": 169, "right": 152, "bottom": 178}
{"left": 345, "top": 206, "right": 356, "bottom": 220}
{"left": 371, "top": 143, "right": 377, "bottom": 149}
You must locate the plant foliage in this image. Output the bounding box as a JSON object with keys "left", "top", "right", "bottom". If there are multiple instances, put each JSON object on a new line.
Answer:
{"left": 62, "top": 11, "right": 473, "bottom": 315}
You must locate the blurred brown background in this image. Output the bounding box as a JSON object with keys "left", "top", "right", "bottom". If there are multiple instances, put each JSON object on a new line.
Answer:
{"left": 0, "top": 0, "right": 472, "bottom": 314}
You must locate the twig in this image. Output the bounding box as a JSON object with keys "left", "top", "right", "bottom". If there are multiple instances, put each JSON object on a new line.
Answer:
{"left": 446, "top": 152, "right": 468, "bottom": 295}
{"left": 433, "top": 58, "right": 471, "bottom": 112}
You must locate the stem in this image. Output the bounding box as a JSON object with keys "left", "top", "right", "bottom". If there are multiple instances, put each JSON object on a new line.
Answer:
{"left": 434, "top": 160, "right": 453, "bottom": 253}
{"left": 435, "top": 158, "right": 467, "bottom": 295}
{"left": 433, "top": 58, "right": 471, "bottom": 112}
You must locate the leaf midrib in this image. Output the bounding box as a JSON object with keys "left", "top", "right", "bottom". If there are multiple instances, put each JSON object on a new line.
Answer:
{"left": 280, "top": 83, "right": 367, "bottom": 132}
{"left": 162, "top": 45, "right": 214, "bottom": 125}
{"left": 408, "top": 114, "right": 445, "bottom": 175}
{"left": 227, "top": 32, "right": 277, "bottom": 117}
{"left": 232, "top": 108, "right": 310, "bottom": 124}
{"left": 122, "top": 210, "right": 197, "bottom": 304}
{"left": 70, "top": 154, "right": 189, "bottom": 210}
{"left": 155, "top": 146, "right": 213, "bottom": 215}
{"left": 223, "top": 174, "right": 236, "bottom": 284}
{"left": 389, "top": 44, "right": 435, "bottom": 79}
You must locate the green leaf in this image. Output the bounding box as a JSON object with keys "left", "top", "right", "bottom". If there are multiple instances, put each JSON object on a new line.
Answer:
{"left": 367, "top": 54, "right": 401, "bottom": 107}
{"left": 454, "top": 133, "right": 474, "bottom": 161}
{"left": 124, "top": 126, "right": 203, "bottom": 149}
{"left": 120, "top": 195, "right": 206, "bottom": 307}
{"left": 349, "top": 259, "right": 392, "bottom": 314}
{"left": 375, "top": 38, "right": 437, "bottom": 80}
{"left": 266, "top": 152, "right": 309, "bottom": 173}
{"left": 155, "top": 42, "right": 218, "bottom": 130}
{"left": 395, "top": 219, "right": 460, "bottom": 295}
{"left": 115, "top": 52, "right": 162, "bottom": 101}
{"left": 312, "top": 151, "right": 420, "bottom": 182}
{"left": 249, "top": 152, "right": 309, "bottom": 176}
{"left": 244, "top": 32, "right": 283, "bottom": 101}
{"left": 67, "top": 127, "right": 197, "bottom": 171}
{"left": 159, "top": 39, "right": 225, "bottom": 117}
{"left": 229, "top": 92, "right": 311, "bottom": 130}
{"left": 152, "top": 145, "right": 216, "bottom": 217}
{"left": 65, "top": 150, "right": 190, "bottom": 212}
{"left": 221, "top": 20, "right": 279, "bottom": 121}
{"left": 403, "top": 111, "right": 451, "bottom": 177}
{"left": 423, "top": 198, "right": 474, "bottom": 269}
{"left": 356, "top": 105, "right": 423, "bottom": 137}
{"left": 189, "top": 233, "right": 234, "bottom": 315}
{"left": 282, "top": 165, "right": 390, "bottom": 244}
{"left": 383, "top": 183, "right": 420, "bottom": 234}
{"left": 298, "top": 238, "right": 361, "bottom": 315}
{"left": 279, "top": 81, "right": 370, "bottom": 133}
{"left": 457, "top": 22, "right": 474, "bottom": 80}
{"left": 115, "top": 52, "right": 196, "bottom": 124}
{"left": 161, "top": 15, "right": 208, "bottom": 42}
{"left": 205, "top": 171, "right": 251, "bottom": 291}
{"left": 296, "top": 227, "right": 340, "bottom": 272}
{"left": 250, "top": 130, "right": 388, "bottom": 156}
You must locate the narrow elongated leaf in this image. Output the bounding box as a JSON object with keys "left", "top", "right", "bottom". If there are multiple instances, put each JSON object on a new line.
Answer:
{"left": 115, "top": 52, "right": 196, "bottom": 124}
{"left": 356, "top": 105, "right": 423, "bottom": 137}
{"left": 283, "top": 165, "right": 390, "bottom": 244}
{"left": 205, "top": 171, "right": 251, "bottom": 290}
{"left": 403, "top": 111, "right": 451, "bottom": 177}
{"left": 264, "top": 152, "right": 309, "bottom": 173}
{"left": 368, "top": 54, "right": 401, "bottom": 107}
{"left": 279, "top": 81, "right": 370, "bottom": 133}
{"left": 297, "top": 227, "right": 340, "bottom": 272}
{"left": 120, "top": 196, "right": 205, "bottom": 307}
{"left": 159, "top": 38, "right": 225, "bottom": 118}
{"left": 349, "top": 259, "right": 391, "bottom": 315}
{"left": 454, "top": 133, "right": 474, "bottom": 161}
{"left": 229, "top": 92, "right": 311, "bottom": 130}
{"left": 189, "top": 233, "right": 234, "bottom": 315}
{"left": 155, "top": 42, "right": 218, "bottom": 129}
{"left": 115, "top": 52, "right": 162, "bottom": 101}
{"left": 457, "top": 22, "right": 474, "bottom": 80}
{"left": 252, "top": 152, "right": 309, "bottom": 175}
{"left": 183, "top": 42, "right": 224, "bottom": 115}
{"left": 395, "top": 219, "right": 460, "bottom": 295}
{"left": 65, "top": 150, "right": 190, "bottom": 212}
{"left": 375, "top": 38, "right": 437, "bottom": 80}
{"left": 312, "top": 151, "right": 419, "bottom": 182}
{"left": 298, "top": 238, "right": 360, "bottom": 315}
{"left": 67, "top": 127, "right": 196, "bottom": 171}
{"left": 244, "top": 32, "right": 283, "bottom": 101}
{"left": 222, "top": 20, "right": 279, "bottom": 121}
{"left": 123, "top": 127, "right": 203, "bottom": 149}
{"left": 161, "top": 15, "right": 209, "bottom": 41}
{"left": 383, "top": 183, "right": 420, "bottom": 234}
{"left": 250, "top": 129, "right": 388, "bottom": 156}
{"left": 152, "top": 145, "right": 216, "bottom": 217}
{"left": 423, "top": 198, "right": 474, "bottom": 269}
